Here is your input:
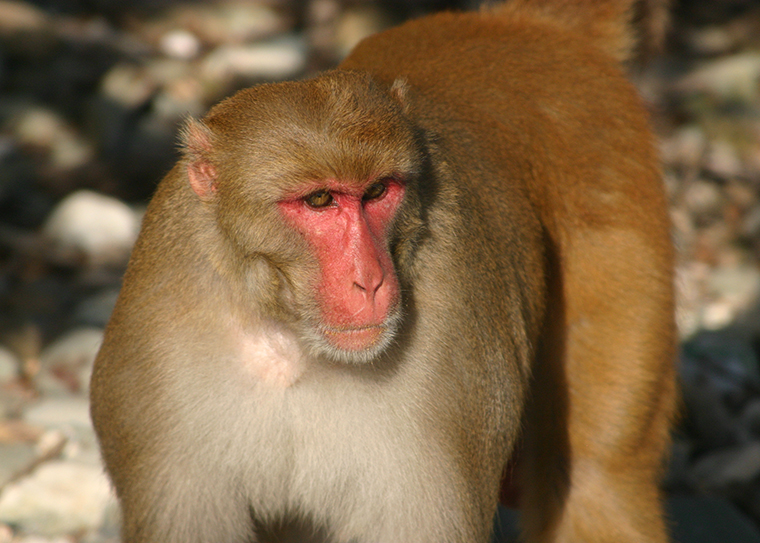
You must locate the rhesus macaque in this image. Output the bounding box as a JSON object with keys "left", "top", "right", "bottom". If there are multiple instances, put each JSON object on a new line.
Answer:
{"left": 90, "top": 0, "right": 677, "bottom": 542}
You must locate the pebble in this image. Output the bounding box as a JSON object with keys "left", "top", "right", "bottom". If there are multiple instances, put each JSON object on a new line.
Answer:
{"left": 201, "top": 36, "right": 307, "bottom": 83}
{"left": 704, "top": 264, "right": 760, "bottom": 328}
{"left": 661, "top": 125, "right": 707, "bottom": 169}
{"left": 680, "top": 330, "right": 760, "bottom": 448}
{"left": 741, "top": 400, "right": 760, "bottom": 437}
{"left": 171, "top": 2, "right": 286, "bottom": 45}
{"left": 0, "top": 460, "right": 113, "bottom": 537}
{"left": 24, "top": 397, "right": 92, "bottom": 434}
{"left": 675, "top": 261, "right": 711, "bottom": 339}
{"left": 675, "top": 52, "right": 760, "bottom": 104}
{"left": 704, "top": 140, "right": 745, "bottom": 180}
{"left": 10, "top": 107, "right": 94, "bottom": 171}
{"left": 334, "top": 4, "right": 391, "bottom": 58}
{"left": 100, "top": 63, "right": 156, "bottom": 109}
{"left": 684, "top": 178, "right": 725, "bottom": 224}
{"left": 73, "top": 290, "right": 119, "bottom": 329}
{"left": 693, "top": 442, "right": 760, "bottom": 497}
{"left": 41, "top": 190, "right": 139, "bottom": 268}
{"left": 36, "top": 328, "right": 103, "bottom": 395}
{"left": 0, "top": 1, "right": 49, "bottom": 35}
{"left": 0, "top": 347, "right": 19, "bottom": 383}
{"left": 0, "top": 443, "right": 38, "bottom": 488}
{"left": 159, "top": 29, "right": 201, "bottom": 60}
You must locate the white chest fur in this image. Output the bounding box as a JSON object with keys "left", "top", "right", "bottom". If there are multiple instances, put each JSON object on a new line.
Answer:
{"left": 237, "top": 322, "right": 307, "bottom": 387}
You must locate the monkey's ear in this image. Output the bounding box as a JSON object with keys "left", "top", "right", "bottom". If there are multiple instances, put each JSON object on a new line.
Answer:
{"left": 180, "top": 117, "right": 218, "bottom": 200}
{"left": 390, "top": 78, "right": 411, "bottom": 114}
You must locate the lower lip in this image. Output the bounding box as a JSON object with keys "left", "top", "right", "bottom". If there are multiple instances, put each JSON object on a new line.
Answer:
{"left": 323, "top": 326, "right": 384, "bottom": 351}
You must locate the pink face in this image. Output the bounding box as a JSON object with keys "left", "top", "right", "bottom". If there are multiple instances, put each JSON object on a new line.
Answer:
{"left": 278, "top": 178, "right": 405, "bottom": 352}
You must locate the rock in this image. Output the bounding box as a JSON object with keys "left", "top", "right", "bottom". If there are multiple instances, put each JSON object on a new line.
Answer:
{"left": 14, "top": 536, "right": 71, "bottom": 543}
{"left": 174, "top": 2, "right": 287, "bottom": 45}
{"left": 742, "top": 400, "right": 760, "bottom": 437}
{"left": 725, "top": 180, "right": 758, "bottom": 211}
{"left": 660, "top": 125, "right": 707, "bottom": 169}
{"left": 41, "top": 190, "right": 139, "bottom": 268}
{"left": 24, "top": 397, "right": 92, "bottom": 434}
{"left": 0, "top": 1, "right": 49, "bottom": 35}
{"left": 685, "top": 25, "right": 743, "bottom": 56}
{"left": 36, "top": 328, "right": 103, "bottom": 395}
{"left": 11, "top": 107, "right": 94, "bottom": 172}
{"left": 679, "top": 330, "right": 760, "bottom": 448}
{"left": 0, "top": 460, "right": 113, "bottom": 536}
{"left": 705, "top": 264, "right": 760, "bottom": 328}
{"left": 683, "top": 178, "right": 724, "bottom": 225}
{"left": 73, "top": 290, "right": 119, "bottom": 329}
{"left": 159, "top": 29, "right": 201, "bottom": 60}
{"left": 100, "top": 62, "right": 156, "bottom": 109}
{"left": 702, "top": 300, "right": 738, "bottom": 331}
{"left": 674, "top": 261, "right": 711, "bottom": 339}
{"left": 0, "top": 346, "right": 19, "bottom": 383}
{"left": 692, "top": 442, "right": 760, "bottom": 498}
{"left": 152, "top": 76, "right": 205, "bottom": 120}
{"left": 334, "top": 5, "right": 391, "bottom": 59}
{"left": 201, "top": 36, "right": 306, "bottom": 83}
{"left": 742, "top": 204, "right": 760, "bottom": 239}
{"left": 0, "top": 443, "right": 37, "bottom": 488}
{"left": 684, "top": 330, "right": 760, "bottom": 403}
{"left": 670, "top": 206, "right": 695, "bottom": 255}
{"left": 675, "top": 52, "right": 760, "bottom": 104}
{"left": 693, "top": 220, "right": 731, "bottom": 267}
{"left": 704, "top": 139, "right": 745, "bottom": 180}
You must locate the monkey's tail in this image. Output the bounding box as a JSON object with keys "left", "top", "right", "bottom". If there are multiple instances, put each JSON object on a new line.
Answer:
{"left": 488, "top": 0, "right": 670, "bottom": 64}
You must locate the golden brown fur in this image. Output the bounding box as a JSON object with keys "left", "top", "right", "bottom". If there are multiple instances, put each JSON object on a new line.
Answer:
{"left": 91, "top": 1, "right": 676, "bottom": 542}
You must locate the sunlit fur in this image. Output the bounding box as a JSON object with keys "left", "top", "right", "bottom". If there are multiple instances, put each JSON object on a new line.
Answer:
{"left": 91, "top": 2, "right": 676, "bottom": 542}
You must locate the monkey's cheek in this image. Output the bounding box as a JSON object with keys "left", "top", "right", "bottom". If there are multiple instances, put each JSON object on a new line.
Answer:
{"left": 322, "top": 326, "right": 385, "bottom": 352}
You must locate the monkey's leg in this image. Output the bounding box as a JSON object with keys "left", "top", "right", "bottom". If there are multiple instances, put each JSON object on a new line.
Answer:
{"left": 519, "top": 231, "right": 676, "bottom": 543}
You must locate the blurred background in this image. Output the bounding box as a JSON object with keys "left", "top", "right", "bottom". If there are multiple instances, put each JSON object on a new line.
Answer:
{"left": 0, "top": 0, "right": 760, "bottom": 541}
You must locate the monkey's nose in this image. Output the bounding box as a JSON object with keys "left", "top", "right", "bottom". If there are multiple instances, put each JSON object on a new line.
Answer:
{"left": 353, "top": 274, "right": 383, "bottom": 299}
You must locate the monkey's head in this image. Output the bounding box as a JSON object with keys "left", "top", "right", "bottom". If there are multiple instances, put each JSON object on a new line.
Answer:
{"left": 180, "top": 70, "right": 425, "bottom": 364}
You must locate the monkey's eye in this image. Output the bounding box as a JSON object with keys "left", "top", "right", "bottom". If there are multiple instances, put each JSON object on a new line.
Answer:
{"left": 305, "top": 190, "right": 333, "bottom": 208}
{"left": 363, "top": 182, "right": 386, "bottom": 202}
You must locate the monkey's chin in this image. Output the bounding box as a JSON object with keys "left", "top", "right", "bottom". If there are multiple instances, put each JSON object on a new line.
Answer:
{"left": 323, "top": 326, "right": 385, "bottom": 352}
{"left": 308, "top": 313, "right": 401, "bottom": 364}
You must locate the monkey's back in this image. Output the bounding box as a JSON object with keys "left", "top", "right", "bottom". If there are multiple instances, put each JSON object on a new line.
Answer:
{"left": 343, "top": 8, "right": 677, "bottom": 541}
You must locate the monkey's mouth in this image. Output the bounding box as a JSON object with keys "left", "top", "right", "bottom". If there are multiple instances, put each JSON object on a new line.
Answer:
{"left": 322, "top": 325, "right": 385, "bottom": 351}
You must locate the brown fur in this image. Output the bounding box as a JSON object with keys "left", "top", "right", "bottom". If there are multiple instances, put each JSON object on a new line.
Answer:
{"left": 91, "top": 1, "right": 676, "bottom": 542}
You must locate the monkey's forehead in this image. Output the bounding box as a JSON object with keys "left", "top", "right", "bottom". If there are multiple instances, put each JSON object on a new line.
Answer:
{"left": 215, "top": 143, "right": 418, "bottom": 204}
{"left": 200, "top": 75, "right": 422, "bottom": 200}
{"left": 205, "top": 71, "right": 417, "bottom": 145}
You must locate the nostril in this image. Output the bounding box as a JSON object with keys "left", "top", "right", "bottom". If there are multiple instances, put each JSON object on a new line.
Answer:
{"left": 354, "top": 274, "right": 383, "bottom": 295}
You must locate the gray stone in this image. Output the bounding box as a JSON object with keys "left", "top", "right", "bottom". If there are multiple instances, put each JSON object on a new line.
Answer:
{"left": 201, "top": 36, "right": 306, "bottom": 83}
{"left": 0, "top": 347, "right": 19, "bottom": 383}
{"left": 24, "top": 397, "right": 92, "bottom": 434}
{"left": 36, "top": 328, "right": 103, "bottom": 395}
{"left": 41, "top": 191, "right": 139, "bottom": 268}
{"left": 0, "top": 461, "right": 113, "bottom": 536}
{"left": 676, "top": 52, "right": 760, "bottom": 104}
{"left": 73, "top": 290, "right": 119, "bottom": 329}
{"left": 693, "top": 442, "right": 760, "bottom": 497}
{"left": 0, "top": 443, "right": 37, "bottom": 488}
